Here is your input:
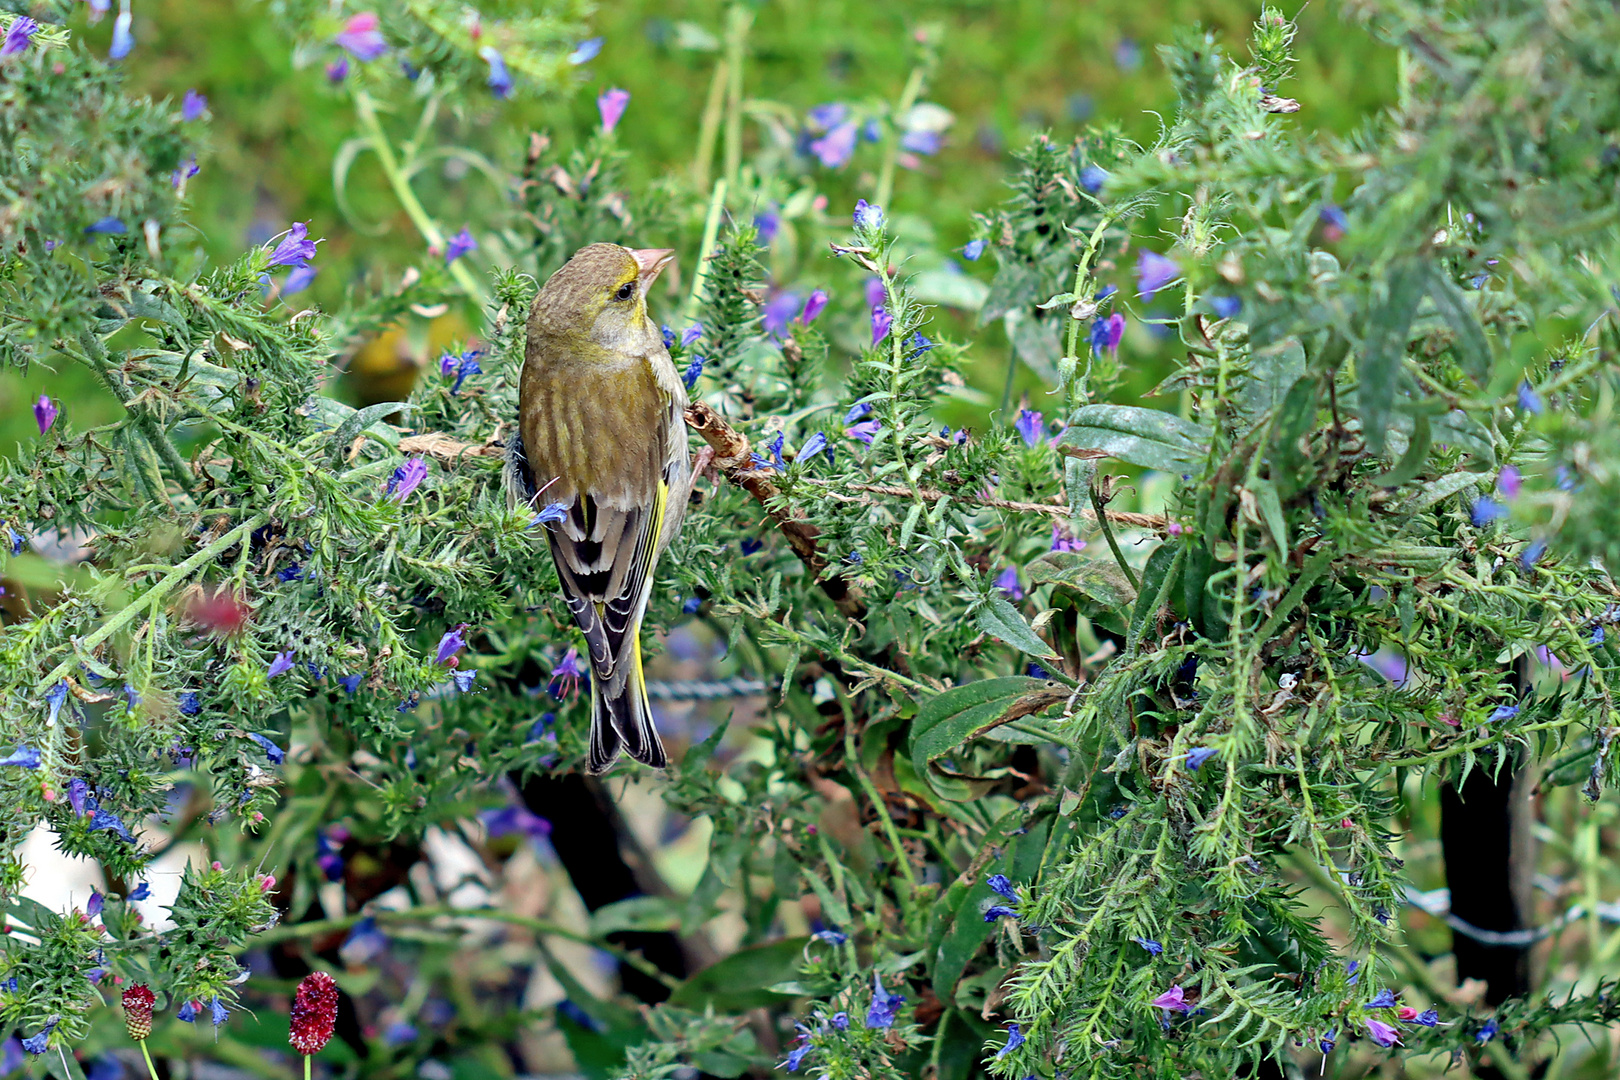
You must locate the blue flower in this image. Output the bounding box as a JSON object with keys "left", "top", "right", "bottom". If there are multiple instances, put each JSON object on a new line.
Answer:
{"left": 987, "top": 874, "right": 1018, "bottom": 900}
{"left": 1346, "top": 959, "right": 1360, "bottom": 985}
{"left": 276, "top": 563, "right": 303, "bottom": 583}
{"left": 995, "top": 566, "right": 1023, "bottom": 601}
{"left": 248, "top": 732, "right": 286, "bottom": 765}
{"left": 682, "top": 596, "right": 701, "bottom": 614}
{"left": 0, "top": 746, "right": 40, "bottom": 769}
{"left": 1476, "top": 1018, "right": 1498, "bottom": 1044}
{"left": 177, "top": 1001, "right": 198, "bottom": 1023}
{"left": 864, "top": 972, "right": 904, "bottom": 1029}
{"left": 870, "top": 305, "right": 892, "bottom": 345}
{"left": 267, "top": 651, "right": 295, "bottom": 678}
{"left": 844, "top": 401, "right": 873, "bottom": 424}
{"left": 531, "top": 502, "right": 569, "bottom": 528}
{"left": 984, "top": 905, "right": 1018, "bottom": 922}
{"left": 781, "top": 1031, "right": 813, "bottom": 1072}
{"left": 807, "top": 103, "right": 848, "bottom": 130}
{"left": 1014, "top": 409, "right": 1044, "bottom": 448}
{"left": 446, "top": 350, "right": 483, "bottom": 393}
{"left": 1185, "top": 746, "right": 1218, "bottom": 770}
{"left": 906, "top": 332, "right": 935, "bottom": 356}
{"left": 661, "top": 325, "right": 675, "bottom": 349}
{"left": 436, "top": 623, "right": 469, "bottom": 665}
{"left": 282, "top": 264, "right": 317, "bottom": 296}
{"left": 387, "top": 456, "right": 429, "bottom": 501}
{"left": 0, "top": 978, "right": 16, "bottom": 993}
{"left": 109, "top": 10, "right": 134, "bottom": 58}
{"left": 450, "top": 669, "right": 477, "bottom": 692}
{"left": 830, "top": 1012, "right": 849, "bottom": 1030}
{"left": 764, "top": 291, "right": 801, "bottom": 338}
{"left": 2, "top": 16, "right": 38, "bottom": 56}
{"left": 1591, "top": 626, "right": 1606, "bottom": 646}
{"left": 267, "top": 222, "right": 317, "bottom": 268}
{"left": 682, "top": 355, "right": 704, "bottom": 390}
{"left": 209, "top": 998, "right": 228, "bottom": 1026}
{"left": 1319, "top": 1027, "right": 1336, "bottom": 1054}
{"left": 128, "top": 883, "right": 151, "bottom": 901}
{"left": 90, "top": 809, "right": 136, "bottom": 843}
{"left": 1132, "top": 935, "right": 1164, "bottom": 956}
{"left": 1518, "top": 381, "right": 1543, "bottom": 415}
{"left": 7, "top": 524, "right": 23, "bottom": 555}
{"left": 1368, "top": 988, "right": 1398, "bottom": 1008}
{"left": 1211, "top": 296, "right": 1242, "bottom": 319}
{"left": 679, "top": 323, "right": 704, "bottom": 348}
{"left": 479, "top": 46, "right": 512, "bottom": 97}
{"left": 741, "top": 538, "right": 763, "bottom": 556}
{"left": 996, "top": 1022, "right": 1024, "bottom": 1059}
{"left": 1135, "top": 249, "right": 1181, "bottom": 301}
{"left": 1487, "top": 704, "right": 1520, "bottom": 723}
{"left": 45, "top": 681, "right": 68, "bottom": 725}
{"left": 853, "top": 199, "right": 885, "bottom": 231}
{"left": 397, "top": 691, "right": 421, "bottom": 713}
{"left": 66, "top": 778, "right": 87, "bottom": 817}
{"left": 900, "top": 129, "right": 941, "bottom": 155}
{"left": 445, "top": 228, "right": 478, "bottom": 265}
{"left": 810, "top": 928, "right": 848, "bottom": 945}
{"left": 1415, "top": 1009, "right": 1440, "bottom": 1026}
{"left": 1471, "top": 497, "right": 1507, "bottom": 526}
{"left": 1319, "top": 205, "right": 1348, "bottom": 238}
{"left": 1522, "top": 537, "right": 1548, "bottom": 569}
{"left": 568, "top": 37, "right": 603, "bottom": 64}
{"left": 338, "top": 673, "right": 363, "bottom": 694}
{"left": 20, "top": 1020, "right": 56, "bottom": 1055}
{"left": 799, "top": 432, "right": 830, "bottom": 466}
{"left": 87, "top": 890, "right": 104, "bottom": 917}
{"left": 383, "top": 1022, "right": 417, "bottom": 1045}
{"left": 754, "top": 211, "right": 780, "bottom": 243}
{"left": 182, "top": 89, "right": 207, "bottom": 121}
{"left": 1080, "top": 164, "right": 1110, "bottom": 194}
{"left": 85, "top": 217, "right": 128, "bottom": 235}
{"left": 962, "top": 239, "right": 987, "bottom": 261}
{"left": 812, "top": 123, "right": 859, "bottom": 167}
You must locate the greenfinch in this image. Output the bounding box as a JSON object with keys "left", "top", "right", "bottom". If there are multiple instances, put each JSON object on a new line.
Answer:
{"left": 509, "top": 243, "right": 690, "bottom": 773}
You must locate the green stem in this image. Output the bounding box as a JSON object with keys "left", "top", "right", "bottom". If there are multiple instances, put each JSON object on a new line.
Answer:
{"left": 140, "top": 1041, "right": 160, "bottom": 1080}
{"left": 33, "top": 513, "right": 269, "bottom": 695}
{"left": 721, "top": 4, "right": 752, "bottom": 190}
{"left": 1090, "top": 483, "right": 1140, "bottom": 591}
{"left": 999, "top": 340, "right": 1019, "bottom": 417}
{"left": 691, "top": 57, "right": 728, "bottom": 190}
{"left": 874, "top": 65, "right": 927, "bottom": 214}
{"left": 682, "top": 178, "right": 729, "bottom": 326}
{"left": 352, "top": 90, "right": 484, "bottom": 301}
{"left": 304, "top": 1051, "right": 311, "bottom": 1080}
{"left": 841, "top": 697, "right": 918, "bottom": 892}
{"left": 78, "top": 332, "right": 193, "bottom": 494}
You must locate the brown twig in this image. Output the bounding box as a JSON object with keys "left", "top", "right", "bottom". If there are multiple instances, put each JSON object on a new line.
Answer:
{"left": 398, "top": 431, "right": 505, "bottom": 463}
{"left": 799, "top": 478, "right": 1167, "bottom": 530}
{"left": 683, "top": 402, "right": 866, "bottom": 621}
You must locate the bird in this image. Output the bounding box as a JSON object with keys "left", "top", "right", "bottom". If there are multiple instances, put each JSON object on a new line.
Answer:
{"left": 508, "top": 243, "right": 691, "bottom": 774}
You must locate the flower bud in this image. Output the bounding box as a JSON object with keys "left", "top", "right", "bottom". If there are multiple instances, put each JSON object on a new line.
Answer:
{"left": 289, "top": 971, "right": 339, "bottom": 1055}
{"left": 123, "top": 984, "right": 155, "bottom": 1041}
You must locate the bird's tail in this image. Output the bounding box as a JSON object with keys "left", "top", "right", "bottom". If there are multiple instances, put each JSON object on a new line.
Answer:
{"left": 586, "top": 627, "right": 667, "bottom": 774}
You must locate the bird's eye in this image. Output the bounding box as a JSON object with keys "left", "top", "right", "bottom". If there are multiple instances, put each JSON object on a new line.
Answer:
{"left": 614, "top": 281, "right": 636, "bottom": 301}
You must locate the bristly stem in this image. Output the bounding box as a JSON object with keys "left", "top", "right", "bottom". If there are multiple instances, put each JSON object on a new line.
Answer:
{"left": 352, "top": 90, "right": 484, "bottom": 300}
{"left": 721, "top": 3, "right": 752, "bottom": 190}
{"left": 1090, "top": 483, "right": 1140, "bottom": 592}
{"left": 692, "top": 57, "right": 728, "bottom": 189}
{"left": 682, "top": 178, "right": 729, "bottom": 325}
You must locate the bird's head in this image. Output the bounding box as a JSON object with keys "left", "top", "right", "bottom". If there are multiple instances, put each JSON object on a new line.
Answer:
{"left": 528, "top": 242, "right": 674, "bottom": 352}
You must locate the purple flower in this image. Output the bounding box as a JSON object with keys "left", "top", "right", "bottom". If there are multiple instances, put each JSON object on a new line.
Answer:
{"left": 283, "top": 264, "right": 317, "bottom": 296}
{"left": 1090, "top": 312, "right": 1126, "bottom": 353}
{"left": 1014, "top": 409, "right": 1044, "bottom": 448}
{"left": 85, "top": 217, "right": 127, "bottom": 235}
{"left": 598, "top": 87, "right": 630, "bottom": 134}
{"left": 33, "top": 395, "right": 57, "bottom": 435}
{"left": 1050, "top": 525, "right": 1085, "bottom": 553}
{"left": 781, "top": 1031, "right": 813, "bottom": 1072}
{"left": 1132, "top": 935, "right": 1163, "bottom": 956}
{"left": 0, "top": 746, "right": 41, "bottom": 769}
{"left": 338, "top": 673, "right": 363, "bottom": 694}
{"left": 907, "top": 332, "right": 934, "bottom": 356}
{"left": 208, "top": 998, "right": 228, "bottom": 1026}
{"left": 853, "top": 199, "right": 884, "bottom": 231}
{"left": 480, "top": 803, "right": 551, "bottom": 842}
{"left": 1522, "top": 537, "right": 1548, "bottom": 569}
{"left": 984, "top": 905, "right": 1017, "bottom": 922}
{"left": 128, "top": 882, "right": 150, "bottom": 901}
{"left": 865, "top": 276, "right": 886, "bottom": 311}
{"left": 436, "top": 623, "right": 469, "bottom": 665}
{"left": 109, "top": 10, "right": 134, "bottom": 59}
{"left": 807, "top": 103, "right": 848, "bottom": 131}
{"left": 67, "top": 778, "right": 88, "bottom": 816}
{"left": 864, "top": 973, "right": 904, "bottom": 1029}
{"left": 1472, "top": 497, "right": 1507, "bottom": 526}
{"left": 680, "top": 323, "right": 704, "bottom": 347}
{"left": 1080, "top": 164, "right": 1109, "bottom": 194}
{"left": 1346, "top": 960, "right": 1360, "bottom": 985}
{"left": 995, "top": 1022, "right": 1024, "bottom": 1059}
{"left": 1319, "top": 1028, "right": 1337, "bottom": 1054}
{"left": 1518, "top": 380, "right": 1543, "bottom": 414}
{"left": 568, "top": 37, "right": 602, "bottom": 65}
{"left": 387, "top": 456, "right": 428, "bottom": 501}
{"left": 1135, "top": 249, "right": 1181, "bottom": 301}
{"left": 1114, "top": 38, "right": 1141, "bottom": 71}
{"left": 2, "top": 17, "right": 38, "bottom": 56}
{"left": 1319, "top": 205, "right": 1348, "bottom": 240}
{"left": 171, "top": 156, "right": 200, "bottom": 189}
{"left": 754, "top": 211, "right": 780, "bottom": 243}
{"left": 995, "top": 566, "right": 1023, "bottom": 600}
{"left": 268, "top": 222, "right": 317, "bottom": 269}
{"left": 182, "top": 89, "right": 207, "bottom": 121}
{"left": 335, "top": 12, "right": 386, "bottom": 61}
{"left": 799, "top": 432, "right": 829, "bottom": 465}
{"left": 550, "top": 647, "right": 586, "bottom": 698}
{"left": 900, "top": 129, "right": 940, "bottom": 155}
{"left": 811, "top": 122, "right": 858, "bottom": 168}
{"left": 267, "top": 652, "right": 295, "bottom": 679}
{"left": 1414, "top": 1008, "right": 1440, "bottom": 1027}
{"left": 1592, "top": 625, "right": 1606, "bottom": 646}
{"left": 846, "top": 419, "right": 881, "bottom": 445}
{"left": 1497, "top": 466, "right": 1521, "bottom": 501}
{"left": 1487, "top": 704, "right": 1519, "bottom": 723}
{"left": 1368, "top": 989, "right": 1398, "bottom": 1008}
{"left": 89, "top": 809, "right": 136, "bottom": 843}
{"left": 830, "top": 1012, "right": 848, "bottom": 1030}
{"left": 682, "top": 356, "right": 704, "bottom": 390}
{"left": 7, "top": 524, "right": 22, "bottom": 555}
{"left": 1211, "top": 295, "right": 1242, "bottom": 319}
{"left": 176, "top": 1001, "right": 198, "bottom": 1023}
{"left": 1151, "top": 986, "right": 1192, "bottom": 1013}
{"left": 871, "top": 306, "right": 892, "bottom": 346}
{"left": 1365, "top": 1018, "right": 1401, "bottom": 1047}
{"left": 763, "top": 291, "right": 800, "bottom": 338}
{"left": 531, "top": 502, "right": 569, "bottom": 528}
{"left": 326, "top": 57, "right": 349, "bottom": 83}
{"left": 445, "top": 350, "right": 482, "bottom": 392}
{"left": 445, "top": 227, "right": 477, "bottom": 265}
{"left": 810, "top": 927, "right": 847, "bottom": 945}
{"left": 800, "top": 289, "right": 828, "bottom": 325}
{"left": 479, "top": 46, "right": 512, "bottom": 98}
{"left": 248, "top": 732, "right": 286, "bottom": 764}
{"left": 20, "top": 1021, "right": 56, "bottom": 1056}
{"left": 1185, "top": 746, "right": 1218, "bottom": 770}
{"left": 987, "top": 874, "right": 1018, "bottom": 900}
{"left": 383, "top": 1022, "right": 417, "bottom": 1045}
{"left": 845, "top": 401, "right": 873, "bottom": 424}
{"left": 1476, "top": 1018, "right": 1498, "bottom": 1044}
{"left": 87, "top": 890, "right": 104, "bottom": 917}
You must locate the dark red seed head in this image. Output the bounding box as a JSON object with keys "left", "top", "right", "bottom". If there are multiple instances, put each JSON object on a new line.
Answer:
{"left": 289, "top": 971, "right": 338, "bottom": 1056}
{"left": 123, "top": 984, "right": 155, "bottom": 1041}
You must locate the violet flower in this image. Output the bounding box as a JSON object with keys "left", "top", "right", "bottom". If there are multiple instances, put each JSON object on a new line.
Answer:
{"left": 846, "top": 419, "right": 881, "bottom": 444}
{"left": 2, "top": 17, "right": 38, "bottom": 56}
{"left": 326, "top": 57, "right": 348, "bottom": 83}
{"left": 853, "top": 199, "right": 884, "bottom": 231}
{"left": 33, "top": 395, "right": 57, "bottom": 435}
{"left": 1135, "top": 249, "right": 1181, "bottom": 301}
{"left": 1518, "top": 380, "right": 1543, "bottom": 414}
{"left": 1080, "top": 164, "right": 1109, "bottom": 194}
{"left": 268, "top": 222, "right": 317, "bottom": 269}
{"left": 1368, "top": 989, "right": 1398, "bottom": 1008}
{"left": 995, "top": 1022, "right": 1024, "bottom": 1058}
{"left": 763, "top": 291, "right": 800, "bottom": 338}
{"left": 680, "top": 323, "right": 704, "bottom": 347}
{"left": 1132, "top": 935, "right": 1163, "bottom": 956}
{"left": 109, "top": 10, "right": 134, "bottom": 58}
{"left": 335, "top": 13, "right": 386, "bottom": 61}
{"left": 550, "top": 647, "right": 586, "bottom": 699}
{"left": 995, "top": 566, "right": 1023, "bottom": 600}
{"left": 871, "top": 306, "right": 892, "bottom": 346}
{"left": 0, "top": 747, "right": 41, "bottom": 769}
{"left": 1014, "top": 409, "right": 1044, "bottom": 448}
{"left": 811, "top": 123, "right": 858, "bottom": 168}
{"left": 864, "top": 973, "right": 904, "bottom": 1029}
{"left": 1365, "top": 1018, "right": 1401, "bottom": 1047}
{"left": 283, "top": 264, "right": 317, "bottom": 296}
{"left": 387, "top": 456, "right": 428, "bottom": 501}
{"left": 1151, "top": 986, "right": 1192, "bottom": 1013}
{"left": 1497, "top": 465, "right": 1521, "bottom": 501}
{"left": 436, "top": 623, "right": 469, "bottom": 665}
{"left": 479, "top": 47, "right": 512, "bottom": 98}
{"left": 986, "top": 874, "right": 1017, "bottom": 900}
{"left": 598, "top": 87, "right": 630, "bottom": 134}
{"left": 1185, "top": 746, "right": 1218, "bottom": 770}
{"left": 568, "top": 37, "right": 602, "bottom": 64}
{"left": 267, "top": 652, "right": 295, "bottom": 678}
{"left": 182, "top": 89, "right": 207, "bottom": 121}
{"left": 248, "top": 732, "right": 286, "bottom": 764}
{"left": 800, "top": 289, "right": 828, "bottom": 325}
{"left": 799, "top": 432, "right": 829, "bottom": 465}
{"left": 962, "top": 238, "right": 986, "bottom": 261}
{"left": 445, "top": 227, "right": 477, "bottom": 265}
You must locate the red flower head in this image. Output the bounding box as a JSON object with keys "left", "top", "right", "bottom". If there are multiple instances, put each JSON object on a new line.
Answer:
{"left": 123, "top": 984, "right": 155, "bottom": 1040}
{"left": 289, "top": 972, "right": 339, "bottom": 1056}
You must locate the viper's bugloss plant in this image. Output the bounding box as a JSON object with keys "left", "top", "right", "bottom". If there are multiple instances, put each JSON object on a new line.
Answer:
{"left": 4, "top": 2, "right": 1620, "bottom": 1079}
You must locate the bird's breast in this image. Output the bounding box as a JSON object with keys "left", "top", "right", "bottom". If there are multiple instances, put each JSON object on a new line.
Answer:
{"left": 519, "top": 350, "right": 668, "bottom": 509}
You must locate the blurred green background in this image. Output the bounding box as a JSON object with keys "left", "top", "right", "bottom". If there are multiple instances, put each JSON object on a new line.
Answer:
{"left": 0, "top": 0, "right": 1397, "bottom": 448}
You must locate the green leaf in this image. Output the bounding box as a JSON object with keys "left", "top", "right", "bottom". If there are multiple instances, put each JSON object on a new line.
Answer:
{"left": 1369, "top": 413, "right": 1430, "bottom": 486}
{"left": 330, "top": 401, "right": 413, "bottom": 459}
{"left": 1129, "top": 543, "right": 1182, "bottom": 651}
{"left": 974, "top": 597, "right": 1058, "bottom": 659}
{"left": 1358, "top": 262, "right": 1424, "bottom": 455}
{"left": 1059, "top": 405, "right": 1212, "bottom": 472}
{"left": 1027, "top": 551, "right": 1137, "bottom": 611}
{"left": 1424, "top": 264, "right": 1492, "bottom": 380}
{"left": 911, "top": 268, "right": 991, "bottom": 312}
{"left": 910, "top": 677, "right": 1065, "bottom": 800}
{"left": 667, "top": 938, "right": 809, "bottom": 1012}
{"left": 589, "top": 896, "right": 681, "bottom": 936}
{"left": 930, "top": 815, "right": 1052, "bottom": 1001}
{"left": 1247, "top": 477, "right": 1290, "bottom": 555}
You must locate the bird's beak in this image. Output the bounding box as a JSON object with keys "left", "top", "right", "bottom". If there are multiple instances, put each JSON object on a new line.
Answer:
{"left": 632, "top": 248, "right": 676, "bottom": 288}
